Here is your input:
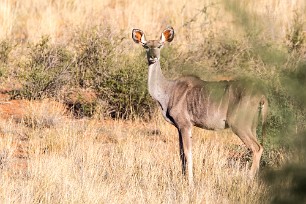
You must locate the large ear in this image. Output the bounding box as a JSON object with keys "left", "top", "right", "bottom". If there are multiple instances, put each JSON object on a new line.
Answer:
{"left": 160, "top": 27, "right": 175, "bottom": 43}
{"left": 132, "top": 29, "right": 147, "bottom": 44}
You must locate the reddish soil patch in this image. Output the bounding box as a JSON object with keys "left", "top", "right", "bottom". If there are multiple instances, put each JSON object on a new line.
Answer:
{"left": 64, "top": 87, "right": 97, "bottom": 105}
{"left": 0, "top": 100, "right": 29, "bottom": 121}
{"left": 0, "top": 81, "right": 27, "bottom": 121}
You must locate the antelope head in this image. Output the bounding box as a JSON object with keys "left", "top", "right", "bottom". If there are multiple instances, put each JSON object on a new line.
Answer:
{"left": 132, "top": 27, "right": 174, "bottom": 65}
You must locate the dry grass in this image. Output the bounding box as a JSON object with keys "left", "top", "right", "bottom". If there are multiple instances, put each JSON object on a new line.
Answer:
{"left": 241, "top": 0, "right": 306, "bottom": 40}
{"left": 1, "top": 0, "right": 304, "bottom": 44}
{"left": 0, "top": 100, "right": 273, "bottom": 203}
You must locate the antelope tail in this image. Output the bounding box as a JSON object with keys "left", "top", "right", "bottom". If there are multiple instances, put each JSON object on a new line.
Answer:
{"left": 259, "top": 96, "right": 268, "bottom": 146}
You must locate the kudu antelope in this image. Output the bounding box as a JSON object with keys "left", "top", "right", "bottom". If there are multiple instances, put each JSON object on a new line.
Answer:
{"left": 132, "top": 27, "right": 268, "bottom": 185}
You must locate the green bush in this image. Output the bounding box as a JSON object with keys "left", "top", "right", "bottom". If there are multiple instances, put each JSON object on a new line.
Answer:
{"left": 13, "top": 27, "right": 154, "bottom": 119}
{"left": 17, "top": 36, "right": 72, "bottom": 99}
{"left": 70, "top": 27, "right": 154, "bottom": 119}
{"left": 71, "top": 26, "right": 119, "bottom": 88}
{"left": 97, "top": 55, "right": 154, "bottom": 119}
{"left": 0, "top": 40, "right": 12, "bottom": 64}
{"left": 0, "top": 40, "right": 13, "bottom": 78}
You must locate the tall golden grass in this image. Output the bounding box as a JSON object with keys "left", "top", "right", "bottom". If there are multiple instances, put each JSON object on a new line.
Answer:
{"left": 242, "top": 0, "right": 305, "bottom": 39}
{"left": 0, "top": 100, "right": 273, "bottom": 203}
{"left": 0, "top": 0, "right": 304, "bottom": 43}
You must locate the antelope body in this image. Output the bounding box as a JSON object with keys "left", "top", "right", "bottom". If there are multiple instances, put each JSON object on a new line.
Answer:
{"left": 132, "top": 27, "right": 268, "bottom": 185}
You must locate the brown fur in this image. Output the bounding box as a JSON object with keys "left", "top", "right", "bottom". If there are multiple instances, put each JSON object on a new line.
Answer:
{"left": 132, "top": 27, "right": 268, "bottom": 186}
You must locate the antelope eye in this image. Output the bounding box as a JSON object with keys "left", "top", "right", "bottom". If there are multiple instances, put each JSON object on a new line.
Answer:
{"left": 158, "top": 44, "right": 163, "bottom": 48}
{"left": 143, "top": 44, "right": 149, "bottom": 49}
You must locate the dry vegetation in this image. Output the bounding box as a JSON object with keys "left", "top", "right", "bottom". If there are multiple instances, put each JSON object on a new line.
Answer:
{"left": 0, "top": 100, "right": 271, "bottom": 203}
{"left": 0, "top": 0, "right": 305, "bottom": 203}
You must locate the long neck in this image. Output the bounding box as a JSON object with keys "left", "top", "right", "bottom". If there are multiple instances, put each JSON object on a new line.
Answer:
{"left": 148, "top": 61, "right": 173, "bottom": 108}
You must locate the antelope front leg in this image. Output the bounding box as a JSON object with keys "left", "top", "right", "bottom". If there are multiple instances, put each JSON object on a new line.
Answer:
{"left": 178, "top": 127, "right": 193, "bottom": 186}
